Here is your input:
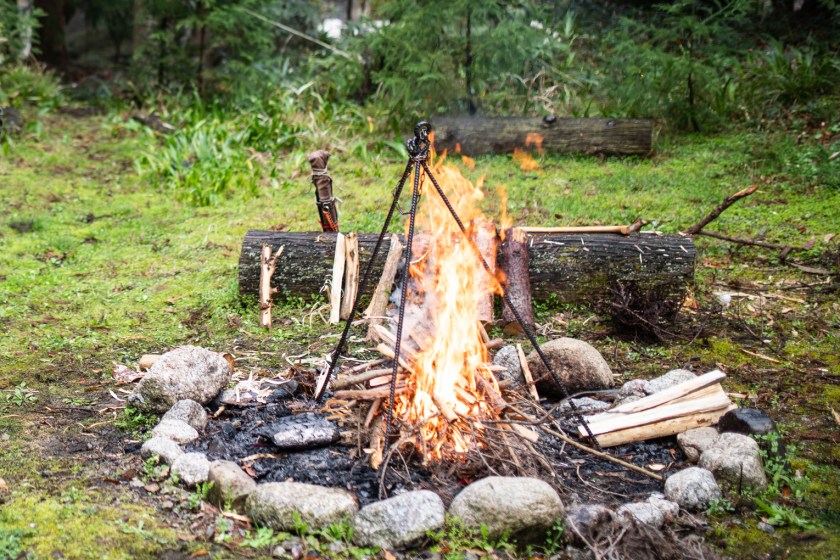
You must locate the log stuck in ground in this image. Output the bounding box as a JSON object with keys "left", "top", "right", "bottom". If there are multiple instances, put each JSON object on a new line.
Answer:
{"left": 432, "top": 117, "right": 654, "bottom": 156}
{"left": 238, "top": 231, "right": 695, "bottom": 312}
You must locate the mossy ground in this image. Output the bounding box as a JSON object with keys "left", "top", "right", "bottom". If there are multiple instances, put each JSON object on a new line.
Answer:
{"left": 0, "top": 111, "right": 838, "bottom": 558}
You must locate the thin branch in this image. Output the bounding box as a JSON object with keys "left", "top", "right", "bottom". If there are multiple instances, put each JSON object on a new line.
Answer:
{"left": 683, "top": 184, "right": 758, "bottom": 235}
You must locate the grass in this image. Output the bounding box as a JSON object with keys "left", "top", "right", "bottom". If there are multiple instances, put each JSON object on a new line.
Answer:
{"left": 0, "top": 109, "right": 838, "bottom": 557}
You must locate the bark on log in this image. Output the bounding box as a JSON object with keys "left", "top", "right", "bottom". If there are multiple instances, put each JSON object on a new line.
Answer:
{"left": 499, "top": 227, "right": 535, "bottom": 335}
{"left": 432, "top": 117, "right": 653, "bottom": 156}
{"left": 238, "top": 231, "right": 695, "bottom": 310}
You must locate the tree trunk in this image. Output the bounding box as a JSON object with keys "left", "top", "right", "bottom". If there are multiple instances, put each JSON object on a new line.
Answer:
{"left": 432, "top": 117, "right": 653, "bottom": 156}
{"left": 16, "top": 0, "right": 34, "bottom": 60}
{"left": 238, "top": 231, "right": 694, "bottom": 312}
{"left": 34, "top": 0, "right": 67, "bottom": 66}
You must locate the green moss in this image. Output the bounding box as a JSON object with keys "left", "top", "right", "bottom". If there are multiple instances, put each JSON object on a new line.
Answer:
{"left": 0, "top": 491, "right": 176, "bottom": 559}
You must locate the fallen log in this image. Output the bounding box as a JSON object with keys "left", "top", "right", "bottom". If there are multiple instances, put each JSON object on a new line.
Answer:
{"left": 432, "top": 116, "right": 653, "bottom": 156}
{"left": 238, "top": 231, "right": 695, "bottom": 310}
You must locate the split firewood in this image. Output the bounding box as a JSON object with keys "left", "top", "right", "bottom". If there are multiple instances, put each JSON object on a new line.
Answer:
{"left": 259, "top": 244, "right": 285, "bottom": 329}
{"left": 328, "top": 233, "right": 346, "bottom": 324}
{"left": 368, "top": 415, "right": 386, "bottom": 469}
{"left": 486, "top": 338, "right": 505, "bottom": 350}
{"left": 499, "top": 227, "right": 535, "bottom": 335}
{"left": 578, "top": 370, "right": 734, "bottom": 447}
{"left": 340, "top": 233, "right": 360, "bottom": 320}
{"left": 471, "top": 217, "right": 498, "bottom": 324}
{"left": 364, "top": 398, "right": 382, "bottom": 429}
{"left": 364, "top": 234, "right": 403, "bottom": 341}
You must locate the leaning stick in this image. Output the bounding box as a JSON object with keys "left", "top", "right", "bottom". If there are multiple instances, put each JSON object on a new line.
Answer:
{"left": 683, "top": 184, "right": 758, "bottom": 235}
{"left": 517, "top": 343, "right": 540, "bottom": 401}
{"left": 520, "top": 219, "right": 647, "bottom": 235}
{"left": 259, "top": 244, "right": 285, "bottom": 328}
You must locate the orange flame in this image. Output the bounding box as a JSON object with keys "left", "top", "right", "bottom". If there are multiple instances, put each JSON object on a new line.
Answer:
{"left": 525, "top": 132, "right": 544, "bottom": 155}
{"left": 513, "top": 148, "right": 541, "bottom": 172}
{"left": 392, "top": 154, "right": 502, "bottom": 460}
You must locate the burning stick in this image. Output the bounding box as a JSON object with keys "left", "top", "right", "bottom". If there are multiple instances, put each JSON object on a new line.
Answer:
{"left": 333, "top": 368, "right": 393, "bottom": 390}
{"left": 500, "top": 227, "right": 535, "bottom": 335}
{"left": 471, "top": 217, "right": 498, "bottom": 324}
{"left": 259, "top": 244, "right": 285, "bottom": 329}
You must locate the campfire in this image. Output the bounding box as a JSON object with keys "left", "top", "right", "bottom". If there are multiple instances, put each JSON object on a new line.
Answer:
{"left": 382, "top": 155, "right": 504, "bottom": 461}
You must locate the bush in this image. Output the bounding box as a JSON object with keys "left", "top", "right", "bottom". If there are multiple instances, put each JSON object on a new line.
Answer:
{"left": 0, "top": 64, "right": 63, "bottom": 110}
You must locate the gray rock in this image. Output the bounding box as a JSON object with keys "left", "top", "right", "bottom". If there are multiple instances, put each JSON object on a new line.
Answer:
{"left": 758, "top": 521, "right": 775, "bottom": 534}
{"left": 492, "top": 346, "right": 524, "bottom": 388}
{"left": 171, "top": 452, "right": 211, "bottom": 487}
{"left": 677, "top": 427, "right": 720, "bottom": 463}
{"left": 647, "top": 494, "right": 680, "bottom": 523}
{"left": 162, "top": 399, "right": 208, "bottom": 430}
{"left": 558, "top": 397, "right": 611, "bottom": 415}
{"left": 247, "top": 482, "right": 358, "bottom": 531}
{"left": 617, "top": 503, "right": 665, "bottom": 527}
{"left": 269, "top": 380, "right": 299, "bottom": 401}
{"left": 643, "top": 369, "right": 697, "bottom": 395}
{"left": 140, "top": 437, "right": 184, "bottom": 465}
{"left": 618, "top": 379, "right": 647, "bottom": 398}
{"left": 526, "top": 338, "right": 613, "bottom": 397}
{"left": 270, "top": 414, "right": 340, "bottom": 450}
{"left": 207, "top": 460, "right": 257, "bottom": 512}
{"left": 664, "top": 467, "right": 721, "bottom": 512}
{"left": 352, "top": 490, "right": 445, "bottom": 549}
{"left": 449, "top": 476, "right": 564, "bottom": 541}
{"left": 564, "top": 504, "right": 614, "bottom": 545}
{"left": 150, "top": 419, "right": 199, "bottom": 444}
{"left": 128, "top": 346, "right": 232, "bottom": 413}
{"left": 699, "top": 432, "right": 768, "bottom": 491}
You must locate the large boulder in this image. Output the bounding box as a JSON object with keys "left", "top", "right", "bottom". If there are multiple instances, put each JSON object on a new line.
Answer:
{"left": 449, "top": 477, "right": 564, "bottom": 541}
{"left": 351, "top": 490, "right": 445, "bottom": 549}
{"left": 664, "top": 467, "right": 721, "bottom": 512}
{"left": 128, "top": 346, "right": 232, "bottom": 413}
{"left": 246, "top": 482, "right": 358, "bottom": 532}
{"left": 699, "top": 432, "right": 768, "bottom": 491}
{"left": 677, "top": 427, "right": 720, "bottom": 463}
{"left": 207, "top": 460, "right": 257, "bottom": 512}
{"left": 526, "top": 338, "right": 613, "bottom": 397}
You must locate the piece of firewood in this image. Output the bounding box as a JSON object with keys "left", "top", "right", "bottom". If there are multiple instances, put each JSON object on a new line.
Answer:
{"left": 581, "top": 385, "right": 732, "bottom": 437}
{"left": 328, "top": 233, "right": 346, "bottom": 324}
{"left": 517, "top": 343, "right": 540, "bottom": 401}
{"left": 334, "top": 387, "right": 407, "bottom": 400}
{"left": 333, "top": 368, "right": 394, "bottom": 390}
{"left": 587, "top": 404, "right": 737, "bottom": 447}
{"left": 609, "top": 370, "right": 726, "bottom": 414}
{"left": 374, "top": 343, "right": 413, "bottom": 371}
{"left": 364, "top": 234, "right": 403, "bottom": 340}
{"left": 368, "top": 415, "right": 386, "bottom": 470}
{"left": 259, "top": 244, "right": 284, "bottom": 329}
{"left": 364, "top": 398, "right": 382, "bottom": 429}
{"left": 340, "top": 233, "right": 360, "bottom": 320}
{"left": 500, "top": 227, "right": 535, "bottom": 335}
{"left": 471, "top": 217, "right": 498, "bottom": 324}
{"left": 486, "top": 338, "right": 505, "bottom": 350}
